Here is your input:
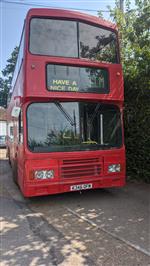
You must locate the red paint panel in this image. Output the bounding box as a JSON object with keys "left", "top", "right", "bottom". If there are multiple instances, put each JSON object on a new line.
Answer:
{"left": 7, "top": 8, "right": 125, "bottom": 197}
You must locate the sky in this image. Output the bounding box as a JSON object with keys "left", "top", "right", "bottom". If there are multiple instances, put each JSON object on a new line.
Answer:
{"left": 0, "top": 0, "right": 135, "bottom": 73}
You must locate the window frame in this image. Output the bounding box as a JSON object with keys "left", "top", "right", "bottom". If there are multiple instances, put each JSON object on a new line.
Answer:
{"left": 79, "top": 21, "right": 119, "bottom": 63}
{"left": 29, "top": 17, "right": 79, "bottom": 59}
{"left": 26, "top": 101, "right": 123, "bottom": 153}
{"left": 46, "top": 63, "right": 110, "bottom": 94}
{"left": 29, "top": 17, "right": 120, "bottom": 63}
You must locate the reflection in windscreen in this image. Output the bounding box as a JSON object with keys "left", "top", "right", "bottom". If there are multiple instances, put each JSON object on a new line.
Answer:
{"left": 27, "top": 102, "right": 122, "bottom": 152}
{"left": 29, "top": 18, "right": 119, "bottom": 63}
{"left": 79, "top": 23, "right": 118, "bottom": 63}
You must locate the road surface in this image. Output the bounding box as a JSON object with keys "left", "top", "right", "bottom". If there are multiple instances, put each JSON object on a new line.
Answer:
{"left": 0, "top": 149, "right": 150, "bottom": 265}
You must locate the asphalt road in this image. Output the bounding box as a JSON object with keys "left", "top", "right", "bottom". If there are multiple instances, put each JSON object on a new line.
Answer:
{"left": 0, "top": 149, "right": 150, "bottom": 266}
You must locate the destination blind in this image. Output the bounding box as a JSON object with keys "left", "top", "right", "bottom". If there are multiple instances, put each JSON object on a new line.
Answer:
{"left": 46, "top": 64, "right": 109, "bottom": 94}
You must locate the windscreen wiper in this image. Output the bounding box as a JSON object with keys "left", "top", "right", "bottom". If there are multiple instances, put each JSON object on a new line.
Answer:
{"left": 89, "top": 103, "right": 101, "bottom": 125}
{"left": 85, "top": 103, "right": 101, "bottom": 141}
{"left": 54, "top": 102, "right": 75, "bottom": 126}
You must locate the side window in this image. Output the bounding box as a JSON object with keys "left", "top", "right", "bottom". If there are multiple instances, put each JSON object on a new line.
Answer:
{"left": 7, "top": 27, "right": 25, "bottom": 106}
{"left": 8, "top": 122, "right": 14, "bottom": 141}
{"left": 11, "top": 30, "right": 25, "bottom": 89}
{"left": 18, "top": 110, "right": 23, "bottom": 143}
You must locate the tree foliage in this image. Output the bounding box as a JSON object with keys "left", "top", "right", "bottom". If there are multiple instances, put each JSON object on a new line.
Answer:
{"left": 0, "top": 46, "right": 19, "bottom": 108}
{"left": 108, "top": 0, "right": 150, "bottom": 182}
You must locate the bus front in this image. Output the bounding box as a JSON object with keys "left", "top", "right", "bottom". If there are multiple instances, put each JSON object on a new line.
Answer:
{"left": 23, "top": 9, "right": 125, "bottom": 197}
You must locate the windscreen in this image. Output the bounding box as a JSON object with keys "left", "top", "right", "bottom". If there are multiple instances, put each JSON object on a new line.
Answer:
{"left": 30, "top": 19, "right": 78, "bottom": 57}
{"left": 29, "top": 18, "right": 119, "bottom": 63}
{"left": 79, "top": 23, "right": 118, "bottom": 63}
{"left": 47, "top": 65, "right": 109, "bottom": 93}
{"left": 27, "top": 102, "right": 122, "bottom": 152}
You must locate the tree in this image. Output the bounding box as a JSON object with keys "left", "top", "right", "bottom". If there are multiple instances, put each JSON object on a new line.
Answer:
{"left": 0, "top": 47, "right": 19, "bottom": 108}
{"left": 107, "top": 0, "right": 150, "bottom": 182}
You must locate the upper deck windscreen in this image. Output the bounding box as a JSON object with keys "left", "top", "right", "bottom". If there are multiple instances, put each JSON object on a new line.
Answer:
{"left": 29, "top": 18, "right": 119, "bottom": 63}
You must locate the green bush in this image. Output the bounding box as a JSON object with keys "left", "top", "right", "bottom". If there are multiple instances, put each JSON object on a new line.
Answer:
{"left": 109, "top": 0, "right": 150, "bottom": 182}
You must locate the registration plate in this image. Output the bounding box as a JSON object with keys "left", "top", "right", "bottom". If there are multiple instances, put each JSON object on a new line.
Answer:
{"left": 70, "top": 183, "right": 92, "bottom": 191}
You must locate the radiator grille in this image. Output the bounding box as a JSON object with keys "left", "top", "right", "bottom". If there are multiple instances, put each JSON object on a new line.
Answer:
{"left": 61, "top": 158, "right": 101, "bottom": 179}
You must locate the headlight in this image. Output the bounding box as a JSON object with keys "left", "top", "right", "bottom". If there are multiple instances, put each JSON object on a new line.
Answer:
{"left": 34, "top": 170, "right": 44, "bottom": 179}
{"left": 45, "top": 170, "right": 54, "bottom": 179}
{"left": 34, "top": 170, "right": 54, "bottom": 179}
{"left": 108, "top": 164, "right": 121, "bottom": 173}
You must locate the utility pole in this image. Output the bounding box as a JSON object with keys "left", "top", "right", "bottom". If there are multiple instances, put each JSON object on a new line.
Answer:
{"left": 119, "top": 0, "right": 124, "bottom": 12}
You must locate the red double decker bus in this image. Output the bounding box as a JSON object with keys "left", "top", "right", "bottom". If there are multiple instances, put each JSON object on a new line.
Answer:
{"left": 7, "top": 8, "right": 125, "bottom": 197}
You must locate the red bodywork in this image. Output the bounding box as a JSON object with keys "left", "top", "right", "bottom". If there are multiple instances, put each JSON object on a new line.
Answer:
{"left": 7, "top": 9, "right": 126, "bottom": 197}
